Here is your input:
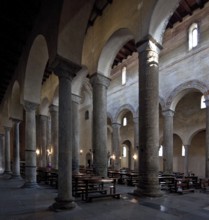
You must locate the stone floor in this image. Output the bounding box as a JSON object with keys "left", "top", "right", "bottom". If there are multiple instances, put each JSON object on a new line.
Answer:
{"left": 0, "top": 174, "right": 209, "bottom": 220}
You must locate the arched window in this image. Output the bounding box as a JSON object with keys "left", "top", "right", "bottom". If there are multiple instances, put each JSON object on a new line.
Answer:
{"left": 122, "top": 66, "right": 127, "bottom": 85}
{"left": 122, "top": 145, "right": 127, "bottom": 157}
{"left": 182, "top": 145, "right": 185, "bottom": 157}
{"left": 122, "top": 117, "right": 127, "bottom": 126}
{"left": 159, "top": 145, "right": 163, "bottom": 157}
{"left": 188, "top": 23, "right": 198, "bottom": 50}
{"left": 201, "top": 95, "right": 206, "bottom": 109}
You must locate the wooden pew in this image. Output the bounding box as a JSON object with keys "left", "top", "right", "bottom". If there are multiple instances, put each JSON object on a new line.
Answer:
{"left": 82, "top": 177, "right": 120, "bottom": 202}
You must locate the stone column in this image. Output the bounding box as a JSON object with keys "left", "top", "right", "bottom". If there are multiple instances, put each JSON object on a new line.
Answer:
{"left": 112, "top": 123, "right": 121, "bottom": 170}
{"left": 90, "top": 73, "right": 110, "bottom": 177}
{"left": 11, "top": 119, "right": 22, "bottom": 179}
{"left": 39, "top": 115, "right": 48, "bottom": 167}
{"left": 0, "top": 134, "right": 4, "bottom": 174}
{"left": 72, "top": 94, "right": 81, "bottom": 174}
{"left": 22, "top": 101, "right": 38, "bottom": 188}
{"left": 50, "top": 55, "right": 81, "bottom": 211}
{"left": 205, "top": 99, "right": 209, "bottom": 177}
{"left": 49, "top": 104, "right": 58, "bottom": 169}
{"left": 184, "top": 145, "right": 189, "bottom": 176}
{"left": 134, "top": 38, "right": 162, "bottom": 197}
{"left": 162, "top": 109, "right": 174, "bottom": 174}
{"left": 4, "top": 127, "right": 11, "bottom": 174}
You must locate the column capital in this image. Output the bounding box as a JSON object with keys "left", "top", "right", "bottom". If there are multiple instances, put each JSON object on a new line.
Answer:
{"left": 72, "top": 94, "right": 81, "bottom": 104}
{"left": 136, "top": 35, "right": 163, "bottom": 53}
{"left": 162, "top": 109, "right": 175, "bottom": 117}
{"left": 23, "top": 101, "right": 38, "bottom": 112}
{"left": 10, "top": 118, "right": 22, "bottom": 124}
{"left": 49, "top": 104, "right": 58, "bottom": 113}
{"left": 112, "top": 122, "right": 121, "bottom": 129}
{"left": 51, "top": 54, "right": 81, "bottom": 80}
{"left": 90, "top": 73, "right": 111, "bottom": 88}
{"left": 4, "top": 126, "right": 11, "bottom": 132}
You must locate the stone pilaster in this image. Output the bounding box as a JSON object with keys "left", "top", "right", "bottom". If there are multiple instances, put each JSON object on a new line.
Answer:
{"left": 49, "top": 55, "right": 81, "bottom": 211}
{"left": 162, "top": 109, "right": 174, "bottom": 174}
{"left": 184, "top": 145, "right": 189, "bottom": 176}
{"left": 205, "top": 99, "right": 209, "bottom": 177}
{"left": 4, "top": 126, "right": 11, "bottom": 174}
{"left": 134, "top": 37, "right": 162, "bottom": 197}
{"left": 0, "top": 134, "right": 4, "bottom": 174}
{"left": 49, "top": 104, "right": 58, "bottom": 169}
{"left": 72, "top": 94, "right": 81, "bottom": 174}
{"left": 22, "top": 101, "right": 38, "bottom": 188}
{"left": 90, "top": 73, "right": 110, "bottom": 177}
{"left": 11, "top": 119, "right": 22, "bottom": 179}
{"left": 39, "top": 115, "right": 48, "bottom": 167}
{"left": 112, "top": 123, "right": 121, "bottom": 170}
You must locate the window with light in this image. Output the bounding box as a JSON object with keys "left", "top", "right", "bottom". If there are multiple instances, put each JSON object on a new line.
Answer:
{"left": 122, "top": 146, "right": 127, "bottom": 157}
{"left": 159, "top": 145, "right": 163, "bottom": 157}
{"left": 188, "top": 23, "right": 198, "bottom": 50}
{"left": 122, "top": 66, "right": 127, "bottom": 85}
{"left": 201, "top": 95, "right": 206, "bottom": 109}
{"left": 182, "top": 145, "right": 185, "bottom": 157}
{"left": 122, "top": 117, "right": 127, "bottom": 126}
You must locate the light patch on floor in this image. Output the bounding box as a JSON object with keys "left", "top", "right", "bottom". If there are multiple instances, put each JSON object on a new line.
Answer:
{"left": 203, "top": 206, "right": 209, "bottom": 210}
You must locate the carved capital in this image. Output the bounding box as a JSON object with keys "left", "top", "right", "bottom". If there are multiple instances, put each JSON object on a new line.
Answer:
{"left": 49, "top": 104, "right": 58, "bottom": 113}
{"left": 90, "top": 73, "right": 111, "bottom": 88}
{"left": 162, "top": 109, "right": 175, "bottom": 117}
{"left": 112, "top": 123, "right": 121, "bottom": 129}
{"left": 51, "top": 54, "right": 81, "bottom": 80}
{"left": 23, "top": 101, "right": 38, "bottom": 112}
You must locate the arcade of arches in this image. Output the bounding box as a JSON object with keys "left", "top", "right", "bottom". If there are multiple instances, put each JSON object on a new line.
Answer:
{"left": 1, "top": 0, "right": 209, "bottom": 211}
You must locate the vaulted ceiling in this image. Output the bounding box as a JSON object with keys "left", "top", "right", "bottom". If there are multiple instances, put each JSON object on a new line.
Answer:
{"left": 0, "top": 0, "right": 208, "bottom": 105}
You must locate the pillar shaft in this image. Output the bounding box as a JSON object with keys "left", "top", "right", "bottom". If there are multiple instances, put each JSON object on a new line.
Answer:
{"left": 0, "top": 134, "right": 4, "bottom": 174}
{"left": 184, "top": 145, "right": 189, "bottom": 176}
{"left": 49, "top": 104, "right": 58, "bottom": 169}
{"left": 205, "top": 100, "right": 209, "bottom": 177}
{"left": 162, "top": 109, "right": 174, "bottom": 174}
{"left": 90, "top": 73, "right": 110, "bottom": 177}
{"left": 50, "top": 55, "right": 81, "bottom": 210}
{"left": 39, "top": 115, "right": 48, "bottom": 167}
{"left": 22, "top": 101, "right": 38, "bottom": 188}
{"left": 112, "top": 123, "right": 121, "bottom": 170}
{"left": 135, "top": 38, "right": 162, "bottom": 197}
{"left": 72, "top": 94, "right": 81, "bottom": 174}
{"left": 12, "top": 119, "right": 21, "bottom": 178}
{"left": 4, "top": 127, "right": 11, "bottom": 174}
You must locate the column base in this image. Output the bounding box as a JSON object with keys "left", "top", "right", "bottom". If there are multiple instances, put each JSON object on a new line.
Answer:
{"left": 10, "top": 174, "right": 23, "bottom": 180}
{"left": 49, "top": 198, "right": 76, "bottom": 211}
{"left": 133, "top": 187, "right": 163, "bottom": 197}
{"left": 21, "top": 182, "right": 39, "bottom": 188}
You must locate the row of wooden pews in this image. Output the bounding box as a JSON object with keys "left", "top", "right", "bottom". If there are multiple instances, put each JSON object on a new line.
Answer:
{"left": 36, "top": 167, "right": 120, "bottom": 202}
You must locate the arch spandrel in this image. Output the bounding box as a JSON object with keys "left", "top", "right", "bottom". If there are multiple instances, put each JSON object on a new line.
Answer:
{"left": 23, "top": 34, "right": 49, "bottom": 104}
{"left": 9, "top": 81, "right": 23, "bottom": 120}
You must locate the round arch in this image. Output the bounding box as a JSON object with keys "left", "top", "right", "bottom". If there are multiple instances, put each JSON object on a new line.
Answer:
{"left": 149, "top": 0, "right": 180, "bottom": 44}
{"left": 23, "top": 34, "right": 49, "bottom": 104}
{"left": 114, "top": 104, "right": 136, "bottom": 123}
{"left": 97, "top": 28, "right": 135, "bottom": 77}
{"left": 165, "top": 80, "right": 208, "bottom": 111}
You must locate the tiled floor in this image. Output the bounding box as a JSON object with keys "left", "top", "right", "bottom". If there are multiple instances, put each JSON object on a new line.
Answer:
{"left": 0, "top": 174, "right": 209, "bottom": 220}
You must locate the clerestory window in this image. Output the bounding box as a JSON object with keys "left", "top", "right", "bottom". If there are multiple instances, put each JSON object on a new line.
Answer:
{"left": 188, "top": 23, "right": 198, "bottom": 50}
